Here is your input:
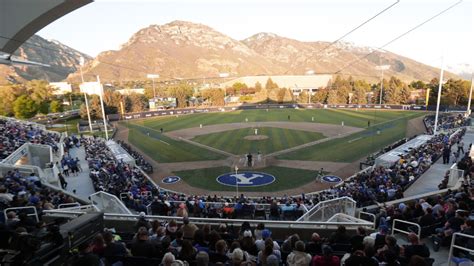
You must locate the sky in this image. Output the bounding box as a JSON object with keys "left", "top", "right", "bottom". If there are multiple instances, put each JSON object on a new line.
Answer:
{"left": 38, "top": 0, "right": 473, "bottom": 72}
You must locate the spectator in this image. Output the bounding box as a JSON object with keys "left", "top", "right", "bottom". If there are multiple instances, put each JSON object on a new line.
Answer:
{"left": 177, "top": 239, "right": 197, "bottom": 262}
{"left": 180, "top": 216, "right": 198, "bottom": 240}
{"left": 71, "top": 241, "right": 101, "bottom": 266}
{"left": 311, "top": 245, "right": 340, "bottom": 266}
{"left": 287, "top": 240, "right": 311, "bottom": 266}
{"left": 131, "top": 228, "right": 156, "bottom": 258}
{"left": 329, "top": 225, "right": 351, "bottom": 244}
{"left": 103, "top": 231, "right": 128, "bottom": 258}
{"left": 401, "top": 233, "right": 430, "bottom": 261}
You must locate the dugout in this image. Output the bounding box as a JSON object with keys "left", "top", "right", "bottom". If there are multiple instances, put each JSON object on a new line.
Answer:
{"left": 106, "top": 140, "right": 136, "bottom": 166}
{"left": 374, "top": 134, "right": 432, "bottom": 167}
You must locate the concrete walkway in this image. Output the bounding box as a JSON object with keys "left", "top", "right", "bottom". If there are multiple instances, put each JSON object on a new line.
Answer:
{"left": 61, "top": 145, "right": 96, "bottom": 202}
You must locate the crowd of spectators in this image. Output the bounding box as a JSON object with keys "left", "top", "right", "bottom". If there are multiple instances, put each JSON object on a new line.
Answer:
{"left": 117, "top": 140, "right": 154, "bottom": 174}
{"left": 0, "top": 118, "right": 60, "bottom": 160}
{"left": 70, "top": 216, "right": 438, "bottom": 266}
{"left": 424, "top": 114, "right": 469, "bottom": 134}
{"left": 83, "top": 136, "right": 158, "bottom": 212}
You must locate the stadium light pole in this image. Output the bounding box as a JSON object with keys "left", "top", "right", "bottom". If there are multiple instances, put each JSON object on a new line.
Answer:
{"left": 467, "top": 72, "right": 473, "bottom": 115}
{"left": 375, "top": 65, "right": 390, "bottom": 104}
{"left": 433, "top": 57, "right": 445, "bottom": 135}
{"left": 219, "top": 73, "right": 229, "bottom": 106}
{"left": 234, "top": 165, "right": 239, "bottom": 199}
{"left": 79, "top": 57, "right": 93, "bottom": 132}
{"left": 97, "top": 75, "right": 109, "bottom": 140}
{"left": 147, "top": 74, "right": 160, "bottom": 99}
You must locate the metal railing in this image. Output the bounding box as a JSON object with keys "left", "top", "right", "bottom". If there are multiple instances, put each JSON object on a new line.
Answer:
{"left": 391, "top": 219, "right": 421, "bottom": 239}
{"left": 448, "top": 232, "right": 474, "bottom": 266}
{"left": 297, "top": 196, "right": 356, "bottom": 222}
{"left": 42, "top": 210, "right": 374, "bottom": 230}
{"left": 358, "top": 211, "right": 377, "bottom": 229}
{"left": 4, "top": 206, "right": 39, "bottom": 223}
{"left": 58, "top": 203, "right": 81, "bottom": 209}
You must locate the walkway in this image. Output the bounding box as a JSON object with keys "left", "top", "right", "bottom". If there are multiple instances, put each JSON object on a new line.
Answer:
{"left": 404, "top": 130, "right": 474, "bottom": 197}
{"left": 61, "top": 145, "right": 96, "bottom": 202}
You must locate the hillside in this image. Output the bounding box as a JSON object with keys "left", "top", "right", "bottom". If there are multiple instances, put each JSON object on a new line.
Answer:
{"left": 0, "top": 35, "right": 91, "bottom": 85}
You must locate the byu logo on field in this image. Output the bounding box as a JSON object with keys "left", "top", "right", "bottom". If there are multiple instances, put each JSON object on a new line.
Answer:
{"left": 162, "top": 176, "right": 181, "bottom": 184}
{"left": 216, "top": 172, "right": 275, "bottom": 187}
{"left": 321, "top": 175, "right": 342, "bottom": 183}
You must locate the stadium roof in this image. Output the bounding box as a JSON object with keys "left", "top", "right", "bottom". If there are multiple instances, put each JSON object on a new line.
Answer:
{"left": 0, "top": 0, "right": 92, "bottom": 55}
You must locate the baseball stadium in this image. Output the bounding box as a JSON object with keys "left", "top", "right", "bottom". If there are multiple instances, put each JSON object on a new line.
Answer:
{"left": 0, "top": 1, "right": 473, "bottom": 266}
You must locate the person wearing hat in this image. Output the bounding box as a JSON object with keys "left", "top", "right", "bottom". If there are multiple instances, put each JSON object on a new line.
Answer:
{"left": 71, "top": 240, "right": 101, "bottom": 266}
{"left": 134, "top": 212, "right": 151, "bottom": 231}
{"left": 311, "top": 245, "right": 340, "bottom": 266}
{"left": 255, "top": 229, "right": 280, "bottom": 252}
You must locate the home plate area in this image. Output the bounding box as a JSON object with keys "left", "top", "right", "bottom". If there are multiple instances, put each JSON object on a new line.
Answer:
{"left": 216, "top": 172, "right": 276, "bottom": 187}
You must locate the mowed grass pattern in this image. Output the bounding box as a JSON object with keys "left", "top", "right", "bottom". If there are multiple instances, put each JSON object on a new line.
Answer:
{"left": 175, "top": 166, "right": 317, "bottom": 192}
{"left": 278, "top": 112, "right": 426, "bottom": 162}
{"left": 134, "top": 109, "right": 419, "bottom": 131}
{"left": 126, "top": 123, "right": 225, "bottom": 162}
{"left": 192, "top": 127, "right": 325, "bottom": 154}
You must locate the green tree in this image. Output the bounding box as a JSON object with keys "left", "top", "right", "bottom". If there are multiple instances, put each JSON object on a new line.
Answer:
{"left": 50, "top": 100, "right": 64, "bottom": 113}
{"left": 312, "top": 89, "right": 328, "bottom": 103}
{"left": 409, "top": 80, "right": 427, "bottom": 90}
{"left": 27, "top": 80, "right": 53, "bottom": 104}
{"left": 232, "top": 82, "right": 248, "bottom": 94}
{"left": 0, "top": 84, "right": 26, "bottom": 116}
{"left": 352, "top": 87, "right": 367, "bottom": 104}
{"left": 38, "top": 101, "right": 50, "bottom": 115}
{"left": 255, "top": 82, "right": 262, "bottom": 92}
{"left": 297, "top": 91, "right": 309, "bottom": 103}
{"left": 13, "top": 95, "right": 38, "bottom": 119}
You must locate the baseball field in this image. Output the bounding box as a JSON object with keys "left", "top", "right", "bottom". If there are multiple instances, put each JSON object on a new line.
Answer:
{"left": 117, "top": 108, "right": 427, "bottom": 195}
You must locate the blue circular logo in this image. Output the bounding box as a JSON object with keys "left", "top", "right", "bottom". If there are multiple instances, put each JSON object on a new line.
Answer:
{"left": 321, "top": 175, "right": 342, "bottom": 183}
{"left": 162, "top": 176, "right": 181, "bottom": 184}
{"left": 216, "top": 172, "right": 276, "bottom": 187}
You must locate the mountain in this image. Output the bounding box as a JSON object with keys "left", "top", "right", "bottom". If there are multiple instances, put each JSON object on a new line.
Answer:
{"left": 69, "top": 21, "right": 283, "bottom": 82}
{"left": 70, "top": 20, "right": 459, "bottom": 83}
{"left": 242, "top": 32, "right": 459, "bottom": 82}
{"left": 0, "top": 35, "right": 91, "bottom": 85}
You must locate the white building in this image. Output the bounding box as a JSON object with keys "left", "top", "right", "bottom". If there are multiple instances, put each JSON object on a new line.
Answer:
{"left": 116, "top": 88, "right": 145, "bottom": 95}
{"left": 79, "top": 82, "right": 102, "bottom": 95}
{"left": 49, "top": 82, "right": 72, "bottom": 95}
{"left": 220, "top": 75, "right": 333, "bottom": 95}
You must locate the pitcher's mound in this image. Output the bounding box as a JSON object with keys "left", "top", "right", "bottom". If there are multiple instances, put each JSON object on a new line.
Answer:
{"left": 244, "top": 135, "right": 269, "bottom": 140}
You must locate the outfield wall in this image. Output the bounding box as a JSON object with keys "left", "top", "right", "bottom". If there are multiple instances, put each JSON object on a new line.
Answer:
{"left": 120, "top": 103, "right": 429, "bottom": 121}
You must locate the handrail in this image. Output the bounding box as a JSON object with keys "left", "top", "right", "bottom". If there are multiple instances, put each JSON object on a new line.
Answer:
{"left": 297, "top": 196, "right": 356, "bottom": 222}
{"left": 4, "top": 206, "right": 39, "bottom": 223}
{"left": 358, "top": 211, "right": 376, "bottom": 229}
{"left": 391, "top": 219, "right": 421, "bottom": 239}
{"left": 448, "top": 232, "right": 474, "bottom": 266}
{"left": 58, "top": 203, "right": 81, "bottom": 209}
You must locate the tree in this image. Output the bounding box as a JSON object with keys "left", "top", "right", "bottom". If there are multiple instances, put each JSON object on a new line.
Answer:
{"left": 38, "top": 102, "right": 50, "bottom": 115}
{"left": 265, "top": 78, "right": 279, "bottom": 90}
{"left": 50, "top": 100, "right": 64, "bottom": 113}
{"left": 80, "top": 95, "right": 102, "bottom": 119}
{"left": 27, "top": 80, "right": 53, "bottom": 104}
{"left": 297, "top": 91, "right": 309, "bottom": 103}
{"left": 13, "top": 95, "right": 38, "bottom": 119}
{"left": 103, "top": 89, "right": 122, "bottom": 114}
{"left": 127, "top": 93, "right": 148, "bottom": 112}
{"left": 255, "top": 82, "right": 262, "bottom": 92}
{"left": 0, "top": 84, "right": 26, "bottom": 116}
{"left": 312, "top": 89, "right": 328, "bottom": 103}
{"left": 326, "top": 90, "right": 339, "bottom": 104}
{"left": 353, "top": 87, "right": 367, "bottom": 104}
{"left": 409, "top": 80, "right": 427, "bottom": 90}
{"left": 202, "top": 88, "right": 225, "bottom": 106}
{"left": 167, "top": 83, "right": 193, "bottom": 108}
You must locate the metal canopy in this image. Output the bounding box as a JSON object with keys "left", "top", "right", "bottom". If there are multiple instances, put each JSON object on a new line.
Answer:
{"left": 0, "top": 0, "right": 92, "bottom": 54}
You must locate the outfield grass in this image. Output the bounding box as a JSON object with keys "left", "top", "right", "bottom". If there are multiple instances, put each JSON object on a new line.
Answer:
{"left": 277, "top": 112, "right": 426, "bottom": 162}
{"left": 133, "top": 109, "right": 419, "bottom": 131}
{"left": 174, "top": 166, "right": 318, "bottom": 192}
{"left": 126, "top": 123, "right": 225, "bottom": 162}
{"left": 191, "top": 127, "right": 325, "bottom": 155}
